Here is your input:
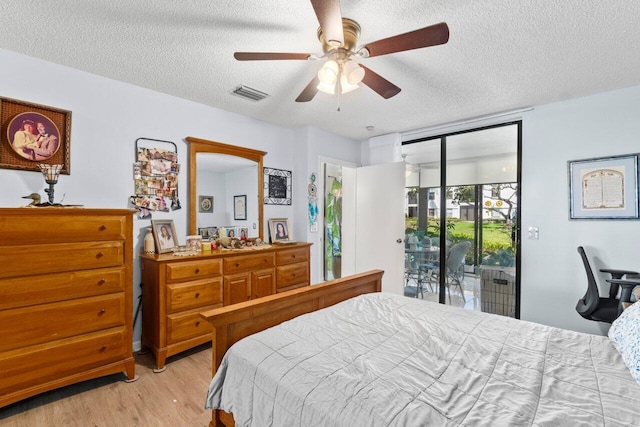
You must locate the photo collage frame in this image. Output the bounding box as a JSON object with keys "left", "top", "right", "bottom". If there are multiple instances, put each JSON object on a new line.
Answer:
{"left": 130, "top": 138, "right": 181, "bottom": 219}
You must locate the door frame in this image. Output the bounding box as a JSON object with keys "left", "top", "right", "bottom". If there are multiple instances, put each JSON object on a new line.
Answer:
{"left": 317, "top": 156, "right": 359, "bottom": 283}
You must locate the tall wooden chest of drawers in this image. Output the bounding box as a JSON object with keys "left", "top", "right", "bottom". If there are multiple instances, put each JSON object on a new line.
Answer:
{"left": 140, "top": 242, "right": 311, "bottom": 371}
{"left": 0, "top": 208, "right": 136, "bottom": 408}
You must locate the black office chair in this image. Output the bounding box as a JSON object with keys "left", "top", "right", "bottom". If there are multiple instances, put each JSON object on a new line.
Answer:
{"left": 575, "top": 246, "right": 639, "bottom": 323}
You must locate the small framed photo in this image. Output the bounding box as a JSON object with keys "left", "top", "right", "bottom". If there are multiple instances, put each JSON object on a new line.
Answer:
{"left": 199, "top": 195, "right": 213, "bottom": 213}
{"left": 269, "top": 218, "right": 291, "bottom": 242}
{"left": 151, "top": 219, "right": 178, "bottom": 253}
{"left": 568, "top": 154, "right": 639, "bottom": 219}
{"left": 223, "top": 227, "right": 238, "bottom": 238}
{"left": 234, "top": 195, "right": 247, "bottom": 220}
{"left": 239, "top": 227, "right": 248, "bottom": 240}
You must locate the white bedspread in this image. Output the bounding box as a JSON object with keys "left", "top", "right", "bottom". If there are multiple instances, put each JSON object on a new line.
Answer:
{"left": 206, "top": 293, "right": 640, "bottom": 426}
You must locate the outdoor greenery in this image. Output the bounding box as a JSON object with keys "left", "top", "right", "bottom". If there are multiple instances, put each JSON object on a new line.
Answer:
{"left": 405, "top": 217, "right": 515, "bottom": 267}
{"left": 325, "top": 178, "right": 342, "bottom": 278}
{"left": 405, "top": 183, "right": 518, "bottom": 268}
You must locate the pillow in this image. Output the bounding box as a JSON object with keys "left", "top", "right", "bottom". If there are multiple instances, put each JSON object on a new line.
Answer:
{"left": 609, "top": 301, "right": 640, "bottom": 385}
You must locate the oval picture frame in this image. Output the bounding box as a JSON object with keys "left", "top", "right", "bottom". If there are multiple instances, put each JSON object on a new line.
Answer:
{"left": 7, "top": 111, "right": 61, "bottom": 161}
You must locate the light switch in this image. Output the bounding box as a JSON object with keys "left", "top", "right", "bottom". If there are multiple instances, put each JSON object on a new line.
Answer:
{"left": 528, "top": 226, "right": 539, "bottom": 240}
{"left": 253, "top": 223, "right": 256, "bottom": 229}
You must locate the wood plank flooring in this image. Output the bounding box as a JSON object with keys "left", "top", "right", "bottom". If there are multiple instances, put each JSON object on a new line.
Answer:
{"left": 0, "top": 344, "right": 213, "bottom": 427}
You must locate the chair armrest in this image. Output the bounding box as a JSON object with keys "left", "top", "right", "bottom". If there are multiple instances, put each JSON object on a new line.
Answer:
{"left": 600, "top": 268, "right": 639, "bottom": 279}
{"left": 606, "top": 279, "right": 640, "bottom": 286}
{"left": 606, "top": 279, "right": 640, "bottom": 303}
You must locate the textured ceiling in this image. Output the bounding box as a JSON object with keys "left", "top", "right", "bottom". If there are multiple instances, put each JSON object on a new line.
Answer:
{"left": 1, "top": 1, "right": 639, "bottom": 141}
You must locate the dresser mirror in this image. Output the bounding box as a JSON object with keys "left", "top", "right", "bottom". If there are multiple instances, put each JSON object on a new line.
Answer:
{"left": 186, "top": 136, "right": 266, "bottom": 240}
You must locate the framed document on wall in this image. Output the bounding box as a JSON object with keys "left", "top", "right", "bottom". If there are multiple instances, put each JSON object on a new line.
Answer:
{"left": 568, "top": 154, "right": 639, "bottom": 219}
{"left": 234, "top": 195, "right": 247, "bottom": 220}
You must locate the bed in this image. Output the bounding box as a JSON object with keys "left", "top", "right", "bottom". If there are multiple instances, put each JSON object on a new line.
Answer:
{"left": 200, "top": 270, "right": 640, "bottom": 427}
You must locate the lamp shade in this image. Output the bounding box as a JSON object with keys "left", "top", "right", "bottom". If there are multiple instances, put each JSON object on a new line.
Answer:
{"left": 317, "top": 80, "right": 337, "bottom": 94}
{"left": 339, "top": 74, "right": 359, "bottom": 94}
{"left": 342, "top": 60, "right": 365, "bottom": 85}
{"left": 317, "top": 60, "right": 339, "bottom": 85}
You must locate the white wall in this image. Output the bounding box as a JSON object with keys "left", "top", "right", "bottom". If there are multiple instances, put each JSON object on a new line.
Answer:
{"left": 0, "top": 48, "right": 359, "bottom": 349}
{"left": 520, "top": 85, "right": 640, "bottom": 335}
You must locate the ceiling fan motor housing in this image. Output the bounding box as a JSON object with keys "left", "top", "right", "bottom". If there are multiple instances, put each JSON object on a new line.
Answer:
{"left": 318, "top": 18, "right": 361, "bottom": 53}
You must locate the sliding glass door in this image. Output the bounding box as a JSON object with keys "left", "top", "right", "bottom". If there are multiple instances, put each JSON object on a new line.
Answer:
{"left": 403, "top": 122, "right": 521, "bottom": 318}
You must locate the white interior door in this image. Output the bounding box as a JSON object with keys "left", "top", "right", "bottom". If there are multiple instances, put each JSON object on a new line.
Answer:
{"left": 355, "top": 162, "right": 405, "bottom": 294}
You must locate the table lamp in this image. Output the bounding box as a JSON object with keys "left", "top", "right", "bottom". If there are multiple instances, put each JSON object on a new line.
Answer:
{"left": 38, "top": 164, "right": 63, "bottom": 205}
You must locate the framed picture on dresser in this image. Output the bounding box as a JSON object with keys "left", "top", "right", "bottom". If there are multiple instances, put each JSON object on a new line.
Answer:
{"left": 151, "top": 219, "right": 178, "bottom": 253}
{"left": 269, "top": 218, "right": 291, "bottom": 242}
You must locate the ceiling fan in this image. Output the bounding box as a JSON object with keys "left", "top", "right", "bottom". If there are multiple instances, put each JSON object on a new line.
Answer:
{"left": 234, "top": 0, "right": 449, "bottom": 104}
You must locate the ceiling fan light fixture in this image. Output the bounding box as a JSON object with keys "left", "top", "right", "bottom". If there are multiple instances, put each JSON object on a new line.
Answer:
{"left": 317, "top": 80, "right": 336, "bottom": 94}
{"left": 317, "top": 60, "right": 339, "bottom": 85}
{"left": 339, "top": 74, "right": 359, "bottom": 94}
{"left": 342, "top": 60, "right": 364, "bottom": 85}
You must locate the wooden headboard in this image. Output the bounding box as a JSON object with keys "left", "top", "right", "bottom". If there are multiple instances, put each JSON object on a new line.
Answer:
{"left": 200, "top": 269, "right": 384, "bottom": 427}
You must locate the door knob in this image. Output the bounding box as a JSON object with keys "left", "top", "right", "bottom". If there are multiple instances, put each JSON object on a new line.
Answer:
{"left": 396, "top": 238, "right": 403, "bottom": 244}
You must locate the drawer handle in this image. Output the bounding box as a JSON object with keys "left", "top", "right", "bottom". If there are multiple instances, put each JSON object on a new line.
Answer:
{"left": 195, "top": 321, "right": 200, "bottom": 327}
{"left": 195, "top": 292, "right": 200, "bottom": 298}
{"left": 96, "top": 252, "right": 104, "bottom": 258}
{"left": 99, "top": 225, "right": 107, "bottom": 231}
{"left": 98, "top": 308, "right": 106, "bottom": 316}
{"left": 292, "top": 255, "right": 296, "bottom": 259}
{"left": 99, "top": 345, "right": 107, "bottom": 353}
{"left": 195, "top": 268, "right": 200, "bottom": 274}
{"left": 235, "top": 263, "right": 240, "bottom": 267}
{"left": 97, "top": 279, "right": 106, "bottom": 286}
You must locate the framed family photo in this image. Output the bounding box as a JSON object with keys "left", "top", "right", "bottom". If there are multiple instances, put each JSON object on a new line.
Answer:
{"left": 269, "top": 218, "right": 291, "bottom": 242}
{"left": 151, "top": 219, "right": 178, "bottom": 253}
{"left": 1, "top": 96, "right": 71, "bottom": 174}
{"left": 568, "top": 154, "right": 639, "bottom": 219}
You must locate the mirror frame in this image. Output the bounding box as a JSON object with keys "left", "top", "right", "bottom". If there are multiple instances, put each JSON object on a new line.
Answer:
{"left": 186, "top": 136, "right": 267, "bottom": 240}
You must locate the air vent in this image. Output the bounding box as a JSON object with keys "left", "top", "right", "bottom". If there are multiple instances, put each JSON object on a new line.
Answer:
{"left": 231, "top": 85, "right": 269, "bottom": 101}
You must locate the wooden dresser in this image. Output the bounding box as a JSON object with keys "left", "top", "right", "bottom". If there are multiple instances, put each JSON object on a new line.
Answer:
{"left": 140, "top": 242, "right": 311, "bottom": 371}
{"left": 0, "top": 208, "right": 136, "bottom": 408}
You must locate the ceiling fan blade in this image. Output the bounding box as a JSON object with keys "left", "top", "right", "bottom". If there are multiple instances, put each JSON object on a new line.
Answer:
{"left": 360, "top": 65, "right": 401, "bottom": 99}
{"left": 362, "top": 22, "right": 449, "bottom": 58}
{"left": 310, "top": 0, "right": 344, "bottom": 48}
{"left": 234, "top": 52, "right": 311, "bottom": 61}
{"left": 295, "top": 76, "right": 320, "bottom": 102}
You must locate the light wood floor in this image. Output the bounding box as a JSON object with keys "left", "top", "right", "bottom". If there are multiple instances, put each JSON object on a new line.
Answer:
{"left": 0, "top": 344, "right": 214, "bottom": 427}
